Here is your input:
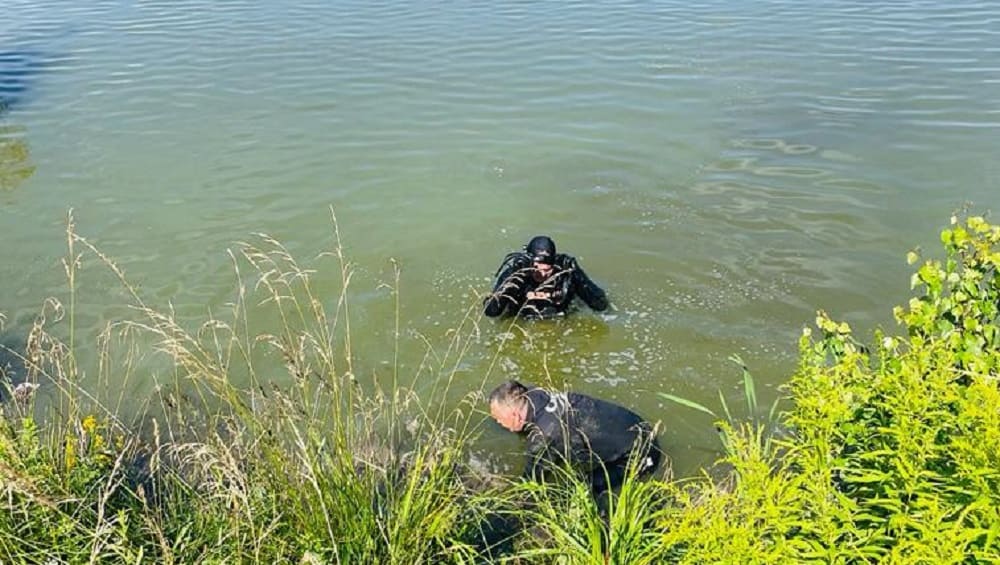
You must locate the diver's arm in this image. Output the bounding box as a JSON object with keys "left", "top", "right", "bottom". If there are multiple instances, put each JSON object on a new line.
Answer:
{"left": 483, "top": 293, "right": 506, "bottom": 317}
{"left": 569, "top": 259, "right": 609, "bottom": 311}
{"left": 522, "top": 432, "right": 555, "bottom": 481}
{"left": 484, "top": 253, "right": 530, "bottom": 317}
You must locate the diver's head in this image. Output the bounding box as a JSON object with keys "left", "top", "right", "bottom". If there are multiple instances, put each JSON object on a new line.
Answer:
{"left": 488, "top": 380, "right": 530, "bottom": 432}
{"left": 526, "top": 235, "right": 556, "bottom": 278}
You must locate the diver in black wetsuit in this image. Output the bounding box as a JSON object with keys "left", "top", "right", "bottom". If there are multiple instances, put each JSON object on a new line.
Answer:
{"left": 483, "top": 235, "right": 609, "bottom": 319}
{"left": 487, "top": 380, "right": 661, "bottom": 496}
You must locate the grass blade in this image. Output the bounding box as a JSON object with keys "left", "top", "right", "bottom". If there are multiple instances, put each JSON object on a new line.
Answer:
{"left": 657, "top": 392, "right": 718, "bottom": 419}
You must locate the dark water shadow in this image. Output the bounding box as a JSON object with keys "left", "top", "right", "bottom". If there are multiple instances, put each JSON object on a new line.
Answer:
{"left": 0, "top": 48, "right": 63, "bottom": 190}
{"left": 0, "top": 332, "right": 28, "bottom": 403}
{"left": 0, "top": 48, "right": 56, "bottom": 114}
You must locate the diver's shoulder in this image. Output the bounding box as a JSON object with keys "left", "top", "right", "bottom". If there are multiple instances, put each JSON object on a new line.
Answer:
{"left": 554, "top": 253, "right": 579, "bottom": 268}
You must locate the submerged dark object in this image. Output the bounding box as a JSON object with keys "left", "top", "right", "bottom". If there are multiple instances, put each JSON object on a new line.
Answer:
{"left": 0, "top": 49, "right": 53, "bottom": 113}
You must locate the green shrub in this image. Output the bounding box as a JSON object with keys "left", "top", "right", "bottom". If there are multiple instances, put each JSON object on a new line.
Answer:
{"left": 652, "top": 215, "right": 1000, "bottom": 563}
{"left": 783, "top": 215, "right": 1000, "bottom": 562}
{"left": 0, "top": 411, "right": 148, "bottom": 563}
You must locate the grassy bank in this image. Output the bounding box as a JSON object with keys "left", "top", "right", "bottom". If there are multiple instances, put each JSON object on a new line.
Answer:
{"left": 3, "top": 212, "right": 1000, "bottom": 563}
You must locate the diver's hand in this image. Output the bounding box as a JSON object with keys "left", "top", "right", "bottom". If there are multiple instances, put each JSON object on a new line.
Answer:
{"left": 526, "top": 291, "right": 551, "bottom": 300}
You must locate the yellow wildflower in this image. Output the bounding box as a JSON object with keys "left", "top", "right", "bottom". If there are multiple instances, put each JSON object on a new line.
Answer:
{"left": 81, "top": 415, "right": 98, "bottom": 435}
{"left": 64, "top": 437, "right": 76, "bottom": 471}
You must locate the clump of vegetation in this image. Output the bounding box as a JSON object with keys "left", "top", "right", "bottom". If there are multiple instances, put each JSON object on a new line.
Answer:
{"left": 2, "top": 212, "right": 1000, "bottom": 564}
{"left": 651, "top": 214, "right": 1000, "bottom": 563}
{"left": 0, "top": 126, "right": 35, "bottom": 191}
{"left": 1, "top": 211, "right": 497, "bottom": 564}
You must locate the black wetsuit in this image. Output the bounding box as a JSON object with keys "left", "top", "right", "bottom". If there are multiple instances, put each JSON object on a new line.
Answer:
{"left": 483, "top": 252, "right": 609, "bottom": 319}
{"left": 518, "top": 385, "right": 661, "bottom": 494}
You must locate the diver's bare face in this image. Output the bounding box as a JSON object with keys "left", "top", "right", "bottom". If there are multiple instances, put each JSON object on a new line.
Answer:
{"left": 532, "top": 261, "right": 553, "bottom": 281}
{"left": 490, "top": 401, "right": 527, "bottom": 432}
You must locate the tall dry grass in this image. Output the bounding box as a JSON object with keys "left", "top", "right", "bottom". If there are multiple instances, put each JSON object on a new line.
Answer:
{"left": 0, "top": 209, "right": 514, "bottom": 563}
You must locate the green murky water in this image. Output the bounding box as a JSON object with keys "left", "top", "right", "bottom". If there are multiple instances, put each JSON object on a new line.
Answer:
{"left": 3, "top": 0, "right": 999, "bottom": 474}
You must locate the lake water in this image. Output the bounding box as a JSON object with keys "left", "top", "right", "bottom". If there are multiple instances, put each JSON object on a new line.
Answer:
{"left": 3, "top": 0, "right": 999, "bottom": 476}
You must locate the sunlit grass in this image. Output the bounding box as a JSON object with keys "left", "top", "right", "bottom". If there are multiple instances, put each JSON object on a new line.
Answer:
{"left": 0, "top": 209, "right": 503, "bottom": 563}
{"left": 3, "top": 211, "right": 1000, "bottom": 563}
